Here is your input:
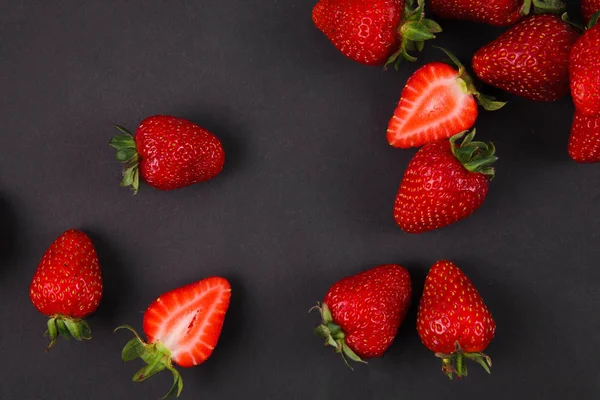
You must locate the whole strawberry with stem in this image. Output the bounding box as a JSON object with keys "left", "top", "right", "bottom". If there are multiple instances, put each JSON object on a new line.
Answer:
{"left": 570, "top": 18, "right": 600, "bottom": 117}
{"left": 394, "top": 129, "right": 496, "bottom": 233}
{"left": 472, "top": 13, "right": 579, "bottom": 102}
{"left": 116, "top": 277, "right": 231, "bottom": 399}
{"left": 417, "top": 260, "right": 496, "bottom": 379}
{"left": 312, "top": 0, "right": 441, "bottom": 67}
{"left": 429, "top": 0, "right": 565, "bottom": 26}
{"left": 312, "top": 264, "right": 411, "bottom": 368}
{"left": 582, "top": 1, "right": 600, "bottom": 25}
{"left": 568, "top": 111, "right": 600, "bottom": 163}
{"left": 387, "top": 48, "right": 505, "bottom": 148}
{"left": 29, "top": 229, "right": 103, "bottom": 350}
{"left": 110, "top": 115, "right": 225, "bottom": 194}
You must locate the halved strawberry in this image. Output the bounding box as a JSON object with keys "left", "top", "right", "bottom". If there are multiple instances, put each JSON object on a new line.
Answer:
{"left": 116, "top": 277, "right": 231, "bottom": 399}
{"left": 387, "top": 49, "right": 504, "bottom": 148}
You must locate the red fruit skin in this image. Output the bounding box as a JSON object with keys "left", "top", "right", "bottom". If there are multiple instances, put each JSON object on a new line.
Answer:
{"left": 472, "top": 14, "right": 579, "bottom": 102}
{"left": 324, "top": 264, "right": 411, "bottom": 358}
{"left": 582, "top": 0, "right": 600, "bottom": 25}
{"left": 570, "top": 24, "right": 600, "bottom": 117}
{"left": 417, "top": 260, "right": 496, "bottom": 354}
{"left": 430, "top": 0, "right": 523, "bottom": 26}
{"left": 387, "top": 62, "right": 478, "bottom": 148}
{"left": 568, "top": 112, "right": 600, "bottom": 163}
{"left": 312, "top": 0, "right": 404, "bottom": 65}
{"left": 143, "top": 277, "right": 231, "bottom": 368}
{"left": 135, "top": 115, "right": 225, "bottom": 190}
{"left": 394, "top": 140, "right": 489, "bottom": 233}
{"left": 30, "top": 229, "right": 102, "bottom": 318}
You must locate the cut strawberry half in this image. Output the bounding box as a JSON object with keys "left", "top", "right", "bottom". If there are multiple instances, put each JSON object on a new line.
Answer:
{"left": 116, "top": 277, "right": 231, "bottom": 399}
{"left": 387, "top": 48, "right": 505, "bottom": 148}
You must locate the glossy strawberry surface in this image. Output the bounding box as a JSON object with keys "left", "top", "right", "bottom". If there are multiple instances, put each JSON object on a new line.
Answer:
{"left": 582, "top": 0, "right": 600, "bottom": 25}
{"left": 568, "top": 111, "right": 600, "bottom": 163}
{"left": 135, "top": 116, "right": 225, "bottom": 190}
{"left": 323, "top": 264, "right": 412, "bottom": 358}
{"left": 430, "top": 0, "right": 523, "bottom": 26}
{"left": 473, "top": 14, "right": 579, "bottom": 101}
{"left": 30, "top": 229, "right": 102, "bottom": 318}
{"left": 312, "top": 0, "right": 404, "bottom": 65}
{"left": 394, "top": 139, "right": 489, "bottom": 233}
{"left": 570, "top": 24, "right": 600, "bottom": 117}
{"left": 417, "top": 260, "right": 496, "bottom": 354}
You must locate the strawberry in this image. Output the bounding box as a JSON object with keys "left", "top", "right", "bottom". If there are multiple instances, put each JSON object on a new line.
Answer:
{"left": 394, "top": 129, "right": 496, "bottom": 233}
{"left": 570, "top": 21, "right": 600, "bottom": 117}
{"left": 568, "top": 111, "right": 600, "bottom": 163}
{"left": 417, "top": 260, "right": 496, "bottom": 379}
{"left": 110, "top": 115, "right": 225, "bottom": 194}
{"left": 472, "top": 14, "right": 579, "bottom": 102}
{"left": 312, "top": 264, "right": 411, "bottom": 367}
{"left": 29, "top": 229, "right": 103, "bottom": 350}
{"left": 429, "top": 0, "right": 524, "bottom": 26}
{"left": 116, "top": 277, "right": 231, "bottom": 398}
{"left": 387, "top": 49, "right": 504, "bottom": 148}
{"left": 312, "top": 0, "right": 441, "bottom": 67}
{"left": 582, "top": 1, "right": 600, "bottom": 25}
{"left": 429, "top": 0, "right": 565, "bottom": 26}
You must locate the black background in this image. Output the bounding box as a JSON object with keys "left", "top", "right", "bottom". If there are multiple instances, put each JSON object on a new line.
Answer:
{"left": 1, "top": 1, "right": 599, "bottom": 399}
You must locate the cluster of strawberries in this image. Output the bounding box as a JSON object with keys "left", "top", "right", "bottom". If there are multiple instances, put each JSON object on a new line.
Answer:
{"left": 30, "top": 229, "right": 231, "bottom": 399}
{"left": 307, "top": 0, "right": 600, "bottom": 383}
{"left": 27, "top": 0, "right": 599, "bottom": 398}
{"left": 315, "top": 0, "right": 600, "bottom": 233}
{"left": 313, "top": 262, "right": 495, "bottom": 378}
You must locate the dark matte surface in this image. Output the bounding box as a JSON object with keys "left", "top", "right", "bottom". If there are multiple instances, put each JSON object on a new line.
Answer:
{"left": 1, "top": 1, "right": 599, "bottom": 399}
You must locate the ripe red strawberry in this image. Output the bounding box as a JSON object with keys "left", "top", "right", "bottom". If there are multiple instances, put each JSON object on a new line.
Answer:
{"left": 429, "top": 0, "right": 524, "bottom": 26}
{"left": 29, "top": 229, "right": 103, "bottom": 350}
{"left": 568, "top": 111, "right": 600, "bottom": 163}
{"left": 387, "top": 50, "right": 504, "bottom": 148}
{"left": 394, "top": 129, "right": 495, "bottom": 233}
{"left": 417, "top": 260, "right": 496, "bottom": 379}
{"left": 116, "top": 277, "right": 231, "bottom": 398}
{"left": 110, "top": 115, "right": 225, "bottom": 194}
{"left": 582, "top": 1, "right": 600, "bottom": 25}
{"left": 472, "top": 14, "right": 579, "bottom": 102}
{"left": 429, "top": 0, "right": 566, "bottom": 26}
{"left": 312, "top": 0, "right": 441, "bottom": 67}
{"left": 570, "top": 22, "right": 600, "bottom": 117}
{"left": 312, "top": 264, "right": 411, "bottom": 367}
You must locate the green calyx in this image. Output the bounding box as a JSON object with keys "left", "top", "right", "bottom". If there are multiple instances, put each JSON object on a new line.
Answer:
{"left": 435, "top": 47, "right": 506, "bottom": 112}
{"left": 115, "top": 325, "right": 183, "bottom": 399}
{"left": 109, "top": 125, "right": 140, "bottom": 195}
{"left": 435, "top": 342, "right": 492, "bottom": 379}
{"left": 521, "top": 0, "right": 566, "bottom": 16}
{"left": 45, "top": 315, "right": 92, "bottom": 351}
{"left": 450, "top": 129, "right": 497, "bottom": 179}
{"left": 310, "top": 302, "right": 367, "bottom": 370}
{"left": 386, "top": 0, "right": 442, "bottom": 69}
{"left": 589, "top": 11, "right": 600, "bottom": 29}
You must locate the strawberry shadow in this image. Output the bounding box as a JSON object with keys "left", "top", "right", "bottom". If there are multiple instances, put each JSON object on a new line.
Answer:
{"left": 390, "top": 263, "right": 427, "bottom": 354}
{"left": 83, "top": 229, "right": 135, "bottom": 325}
{"left": 0, "top": 195, "right": 21, "bottom": 276}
